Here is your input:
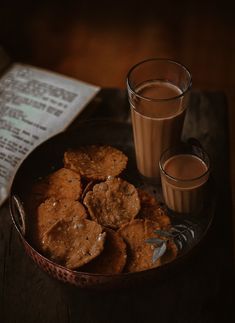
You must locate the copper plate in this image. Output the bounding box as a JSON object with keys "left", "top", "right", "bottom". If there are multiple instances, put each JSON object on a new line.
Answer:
{"left": 9, "top": 120, "right": 214, "bottom": 289}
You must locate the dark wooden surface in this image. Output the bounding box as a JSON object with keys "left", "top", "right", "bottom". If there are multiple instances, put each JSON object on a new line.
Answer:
{"left": 0, "top": 89, "right": 234, "bottom": 323}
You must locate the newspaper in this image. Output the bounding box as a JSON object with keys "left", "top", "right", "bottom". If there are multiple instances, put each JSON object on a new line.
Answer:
{"left": 0, "top": 63, "right": 100, "bottom": 206}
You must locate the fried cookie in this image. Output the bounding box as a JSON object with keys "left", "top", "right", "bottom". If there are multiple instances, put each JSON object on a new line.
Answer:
{"left": 64, "top": 145, "right": 128, "bottom": 180}
{"left": 138, "top": 189, "right": 171, "bottom": 229}
{"left": 28, "top": 168, "right": 82, "bottom": 210}
{"left": 137, "top": 189, "right": 158, "bottom": 207}
{"left": 35, "top": 197, "right": 87, "bottom": 247}
{"left": 81, "top": 228, "right": 127, "bottom": 274}
{"left": 83, "top": 177, "right": 140, "bottom": 229}
{"left": 42, "top": 218, "right": 106, "bottom": 270}
{"left": 118, "top": 219, "right": 167, "bottom": 272}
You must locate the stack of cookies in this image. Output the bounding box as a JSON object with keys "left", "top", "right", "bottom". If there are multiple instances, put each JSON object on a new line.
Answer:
{"left": 26, "top": 145, "right": 177, "bottom": 274}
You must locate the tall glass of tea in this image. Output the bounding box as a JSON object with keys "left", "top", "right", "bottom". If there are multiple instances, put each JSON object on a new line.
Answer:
{"left": 127, "top": 58, "right": 192, "bottom": 183}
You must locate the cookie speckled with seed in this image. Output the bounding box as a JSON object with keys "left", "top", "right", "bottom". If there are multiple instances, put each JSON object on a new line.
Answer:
{"left": 64, "top": 145, "right": 128, "bottom": 180}
{"left": 137, "top": 189, "right": 157, "bottom": 207}
{"left": 42, "top": 218, "right": 106, "bottom": 270}
{"left": 118, "top": 219, "right": 163, "bottom": 272}
{"left": 137, "top": 189, "right": 171, "bottom": 229}
{"left": 35, "top": 197, "right": 87, "bottom": 247}
{"left": 83, "top": 177, "right": 140, "bottom": 229}
{"left": 29, "top": 168, "right": 82, "bottom": 209}
{"left": 81, "top": 228, "right": 127, "bottom": 274}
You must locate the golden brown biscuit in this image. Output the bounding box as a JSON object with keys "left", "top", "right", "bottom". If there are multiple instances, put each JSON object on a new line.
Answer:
{"left": 81, "top": 228, "right": 127, "bottom": 274}
{"left": 64, "top": 145, "right": 128, "bottom": 180}
{"left": 35, "top": 197, "right": 87, "bottom": 247}
{"left": 83, "top": 177, "right": 140, "bottom": 229}
{"left": 137, "top": 189, "right": 157, "bottom": 207}
{"left": 118, "top": 219, "right": 175, "bottom": 272}
{"left": 26, "top": 168, "right": 82, "bottom": 245}
{"left": 42, "top": 218, "right": 106, "bottom": 270}
{"left": 28, "top": 168, "right": 82, "bottom": 210}
{"left": 138, "top": 189, "right": 171, "bottom": 229}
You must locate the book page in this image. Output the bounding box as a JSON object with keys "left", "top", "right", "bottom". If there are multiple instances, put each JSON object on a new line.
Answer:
{"left": 0, "top": 63, "right": 100, "bottom": 206}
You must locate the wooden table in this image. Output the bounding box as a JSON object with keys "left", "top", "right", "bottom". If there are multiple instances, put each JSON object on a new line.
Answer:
{"left": 0, "top": 89, "right": 234, "bottom": 323}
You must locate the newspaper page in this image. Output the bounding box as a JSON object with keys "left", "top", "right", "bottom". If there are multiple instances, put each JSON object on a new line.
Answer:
{"left": 0, "top": 63, "right": 100, "bottom": 206}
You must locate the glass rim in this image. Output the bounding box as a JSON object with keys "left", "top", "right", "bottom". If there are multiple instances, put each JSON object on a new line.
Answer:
{"left": 159, "top": 144, "right": 211, "bottom": 183}
{"left": 127, "top": 58, "right": 192, "bottom": 103}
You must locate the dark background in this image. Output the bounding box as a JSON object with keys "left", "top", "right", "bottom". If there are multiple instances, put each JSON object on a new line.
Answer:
{"left": 0, "top": 0, "right": 234, "bottom": 249}
{"left": 0, "top": 2, "right": 234, "bottom": 322}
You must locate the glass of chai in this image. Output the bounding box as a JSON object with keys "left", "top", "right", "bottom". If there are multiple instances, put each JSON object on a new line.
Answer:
{"left": 159, "top": 143, "right": 210, "bottom": 214}
{"left": 127, "top": 58, "right": 192, "bottom": 183}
